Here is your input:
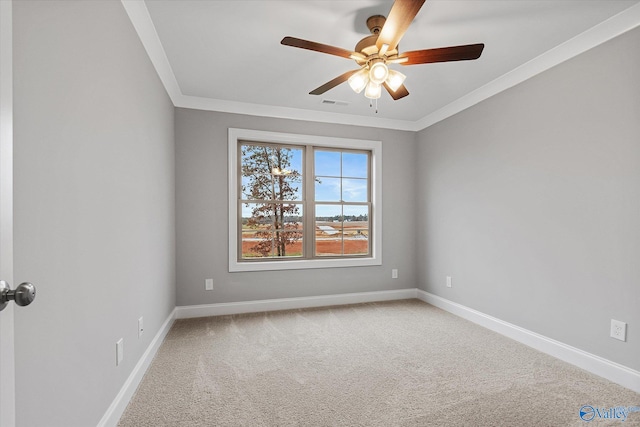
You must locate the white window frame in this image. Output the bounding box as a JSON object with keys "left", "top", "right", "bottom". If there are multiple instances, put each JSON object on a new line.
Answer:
{"left": 228, "top": 128, "right": 382, "bottom": 272}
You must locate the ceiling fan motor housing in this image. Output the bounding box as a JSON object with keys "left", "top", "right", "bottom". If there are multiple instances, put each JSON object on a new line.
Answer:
{"left": 355, "top": 15, "right": 398, "bottom": 61}
{"left": 366, "top": 15, "right": 386, "bottom": 34}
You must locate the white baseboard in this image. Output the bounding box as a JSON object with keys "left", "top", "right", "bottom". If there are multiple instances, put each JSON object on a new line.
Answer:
{"left": 416, "top": 289, "right": 640, "bottom": 393}
{"left": 97, "top": 308, "right": 176, "bottom": 427}
{"left": 175, "top": 288, "right": 418, "bottom": 319}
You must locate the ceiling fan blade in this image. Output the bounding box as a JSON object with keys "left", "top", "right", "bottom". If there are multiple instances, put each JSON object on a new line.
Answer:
{"left": 310, "top": 69, "right": 361, "bottom": 95}
{"left": 399, "top": 43, "right": 485, "bottom": 65}
{"left": 383, "top": 82, "right": 410, "bottom": 100}
{"left": 281, "top": 36, "right": 362, "bottom": 60}
{"left": 376, "top": 0, "right": 426, "bottom": 53}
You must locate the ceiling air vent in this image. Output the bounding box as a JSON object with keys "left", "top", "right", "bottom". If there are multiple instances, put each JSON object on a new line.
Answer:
{"left": 321, "top": 99, "right": 349, "bottom": 107}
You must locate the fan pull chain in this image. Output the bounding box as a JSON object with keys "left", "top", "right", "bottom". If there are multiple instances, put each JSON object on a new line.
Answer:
{"left": 368, "top": 99, "right": 379, "bottom": 114}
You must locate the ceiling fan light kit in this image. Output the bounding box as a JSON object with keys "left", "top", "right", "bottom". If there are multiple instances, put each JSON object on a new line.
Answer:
{"left": 347, "top": 59, "right": 406, "bottom": 100}
{"left": 364, "top": 82, "right": 382, "bottom": 100}
{"left": 369, "top": 60, "right": 389, "bottom": 85}
{"left": 347, "top": 68, "right": 369, "bottom": 94}
{"left": 386, "top": 69, "right": 407, "bottom": 92}
{"left": 281, "top": 0, "right": 485, "bottom": 107}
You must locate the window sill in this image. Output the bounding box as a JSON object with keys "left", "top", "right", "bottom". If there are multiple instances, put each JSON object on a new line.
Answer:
{"left": 229, "top": 256, "right": 382, "bottom": 272}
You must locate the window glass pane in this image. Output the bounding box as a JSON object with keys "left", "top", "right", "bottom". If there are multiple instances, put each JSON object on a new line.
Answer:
{"left": 314, "top": 150, "right": 341, "bottom": 177}
{"left": 344, "top": 229, "right": 368, "bottom": 255}
{"left": 313, "top": 149, "right": 369, "bottom": 257}
{"left": 242, "top": 174, "right": 274, "bottom": 200}
{"left": 242, "top": 204, "right": 303, "bottom": 258}
{"left": 240, "top": 202, "right": 253, "bottom": 223}
{"left": 273, "top": 175, "right": 302, "bottom": 201}
{"left": 315, "top": 204, "right": 342, "bottom": 221}
{"left": 343, "top": 205, "right": 369, "bottom": 221}
{"left": 276, "top": 231, "right": 304, "bottom": 258}
{"left": 316, "top": 239, "right": 342, "bottom": 256}
{"left": 342, "top": 178, "right": 368, "bottom": 202}
{"left": 276, "top": 204, "right": 304, "bottom": 230}
{"left": 343, "top": 205, "right": 369, "bottom": 255}
{"left": 241, "top": 145, "right": 272, "bottom": 176}
{"left": 287, "top": 149, "right": 303, "bottom": 175}
{"left": 342, "top": 152, "right": 368, "bottom": 178}
{"left": 242, "top": 202, "right": 301, "bottom": 227}
{"left": 315, "top": 177, "right": 341, "bottom": 202}
{"left": 242, "top": 203, "right": 275, "bottom": 227}
{"left": 241, "top": 174, "right": 274, "bottom": 200}
{"left": 241, "top": 144, "right": 303, "bottom": 201}
{"left": 242, "top": 230, "right": 274, "bottom": 258}
{"left": 315, "top": 205, "right": 343, "bottom": 256}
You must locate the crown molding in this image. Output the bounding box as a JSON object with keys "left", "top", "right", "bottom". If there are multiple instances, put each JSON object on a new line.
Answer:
{"left": 415, "top": 1, "right": 640, "bottom": 130}
{"left": 121, "top": 0, "right": 181, "bottom": 104}
{"left": 175, "top": 94, "right": 418, "bottom": 131}
{"left": 123, "top": 0, "right": 640, "bottom": 132}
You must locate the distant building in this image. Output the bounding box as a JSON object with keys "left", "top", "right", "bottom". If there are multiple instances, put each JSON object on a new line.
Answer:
{"left": 317, "top": 225, "right": 339, "bottom": 235}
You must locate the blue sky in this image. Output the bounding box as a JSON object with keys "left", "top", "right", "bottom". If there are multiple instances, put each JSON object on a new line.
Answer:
{"left": 314, "top": 151, "right": 367, "bottom": 178}
{"left": 315, "top": 150, "right": 368, "bottom": 203}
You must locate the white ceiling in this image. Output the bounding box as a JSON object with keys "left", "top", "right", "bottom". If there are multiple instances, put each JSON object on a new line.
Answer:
{"left": 125, "top": 0, "right": 640, "bottom": 130}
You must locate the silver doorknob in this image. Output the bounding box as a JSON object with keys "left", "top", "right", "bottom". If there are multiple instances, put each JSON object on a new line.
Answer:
{"left": 0, "top": 280, "right": 36, "bottom": 311}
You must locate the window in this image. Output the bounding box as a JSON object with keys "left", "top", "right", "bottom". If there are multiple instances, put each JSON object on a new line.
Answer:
{"left": 240, "top": 143, "right": 305, "bottom": 259}
{"left": 229, "top": 129, "right": 382, "bottom": 272}
{"left": 314, "top": 149, "right": 370, "bottom": 257}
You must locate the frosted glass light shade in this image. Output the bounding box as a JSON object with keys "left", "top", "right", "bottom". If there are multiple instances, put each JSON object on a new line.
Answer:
{"left": 364, "top": 82, "right": 381, "bottom": 99}
{"left": 348, "top": 68, "right": 369, "bottom": 93}
{"left": 369, "top": 61, "right": 389, "bottom": 85}
{"left": 385, "top": 69, "right": 406, "bottom": 92}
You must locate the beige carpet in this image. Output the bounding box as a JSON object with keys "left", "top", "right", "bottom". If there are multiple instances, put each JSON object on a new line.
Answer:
{"left": 118, "top": 299, "right": 640, "bottom": 426}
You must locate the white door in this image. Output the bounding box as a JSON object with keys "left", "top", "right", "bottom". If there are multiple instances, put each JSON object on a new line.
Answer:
{"left": 0, "top": 1, "right": 16, "bottom": 425}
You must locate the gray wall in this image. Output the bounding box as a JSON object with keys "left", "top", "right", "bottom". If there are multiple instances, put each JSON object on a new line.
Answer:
{"left": 13, "top": 2, "right": 175, "bottom": 426}
{"left": 175, "top": 108, "right": 417, "bottom": 306}
{"left": 416, "top": 27, "right": 640, "bottom": 371}
{"left": 9, "top": 2, "right": 639, "bottom": 426}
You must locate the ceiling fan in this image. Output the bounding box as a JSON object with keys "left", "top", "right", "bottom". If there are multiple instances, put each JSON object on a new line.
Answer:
{"left": 281, "top": 0, "right": 484, "bottom": 102}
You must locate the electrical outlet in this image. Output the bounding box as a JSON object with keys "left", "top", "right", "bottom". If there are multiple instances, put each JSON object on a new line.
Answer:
{"left": 116, "top": 338, "right": 124, "bottom": 366}
{"left": 446, "top": 276, "right": 452, "bottom": 288}
{"left": 205, "top": 278, "right": 214, "bottom": 291}
{"left": 138, "top": 316, "right": 144, "bottom": 338}
{"left": 610, "top": 319, "right": 627, "bottom": 342}
{"left": 391, "top": 269, "right": 398, "bottom": 279}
